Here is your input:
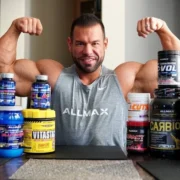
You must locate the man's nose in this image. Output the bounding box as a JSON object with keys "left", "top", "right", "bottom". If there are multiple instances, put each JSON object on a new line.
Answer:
{"left": 83, "top": 44, "right": 93, "bottom": 55}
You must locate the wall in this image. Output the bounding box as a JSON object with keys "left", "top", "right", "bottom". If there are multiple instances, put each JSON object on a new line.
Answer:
{"left": 102, "top": 0, "right": 125, "bottom": 69}
{"left": 125, "top": 0, "right": 180, "bottom": 63}
{"left": 25, "top": 0, "right": 74, "bottom": 67}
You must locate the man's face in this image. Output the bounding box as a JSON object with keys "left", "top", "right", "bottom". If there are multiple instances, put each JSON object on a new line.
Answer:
{"left": 67, "top": 24, "right": 108, "bottom": 73}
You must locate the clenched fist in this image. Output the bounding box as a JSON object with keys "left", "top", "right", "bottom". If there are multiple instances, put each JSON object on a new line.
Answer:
{"left": 137, "top": 17, "right": 166, "bottom": 38}
{"left": 12, "top": 17, "right": 43, "bottom": 35}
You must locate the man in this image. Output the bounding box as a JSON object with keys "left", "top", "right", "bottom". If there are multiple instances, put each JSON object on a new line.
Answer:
{"left": 0, "top": 14, "right": 180, "bottom": 154}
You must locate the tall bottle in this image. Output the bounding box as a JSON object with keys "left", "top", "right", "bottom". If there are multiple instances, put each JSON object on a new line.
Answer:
{"left": 0, "top": 73, "right": 16, "bottom": 106}
{"left": 30, "top": 75, "right": 51, "bottom": 109}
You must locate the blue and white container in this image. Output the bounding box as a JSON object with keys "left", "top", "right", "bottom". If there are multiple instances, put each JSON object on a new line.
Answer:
{"left": 0, "top": 106, "right": 24, "bottom": 158}
{"left": 0, "top": 73, "right": 16, "bottom": 106}
{"left": 30, "top": 75, "right": 51, "bottom": 109}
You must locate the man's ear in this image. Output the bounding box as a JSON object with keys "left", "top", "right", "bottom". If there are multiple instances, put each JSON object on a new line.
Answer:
{"left": 67, "top": 37, "right": 72, "bottom": 52}
{"left": 104, "top": 37, "right": 108, "bottom": 49}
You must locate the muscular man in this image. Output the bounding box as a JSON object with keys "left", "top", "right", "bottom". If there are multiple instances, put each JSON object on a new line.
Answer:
{"left": 0, "top": 14, "right": 180, "bottom": 153}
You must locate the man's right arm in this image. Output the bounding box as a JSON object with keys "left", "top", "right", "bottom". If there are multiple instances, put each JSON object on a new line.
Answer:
{"left": 0, "top": 17, "right": 42, "bottom": 70}
{"left": 0, "top": 17, "right": 63, "bottom": 97}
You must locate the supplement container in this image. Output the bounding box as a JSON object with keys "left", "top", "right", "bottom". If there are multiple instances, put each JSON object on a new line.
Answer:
{"left": 158, "top": 50, "right": 180, "bottom": 88}
{"left": 0, "top": 73, "right": 16, "bottom": 106}
{"left": 150, "top": 89, "right": 180, "bottom": 159}
{"left": 30, "top": 75, "right": 51, "bottom": 109}
{"left": 22, "top": 109, "right": 55, "bottom": 153}
{"left": 0, "top": 106, "right": 24, "bottom": 158}
{"left": 127, "top": 93, "right": 150, "bottom": 121}
{"left": 127, "top": 93, "right": 150, "bottom": 153}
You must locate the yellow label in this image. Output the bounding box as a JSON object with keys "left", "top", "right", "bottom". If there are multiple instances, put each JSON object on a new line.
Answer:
{"left": 23, "top": 120, "right": 55, "bottom": 153}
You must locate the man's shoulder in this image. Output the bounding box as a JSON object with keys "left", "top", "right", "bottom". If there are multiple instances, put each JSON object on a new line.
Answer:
{"left": 101, "top": 65, "right": 114, "bottom": 75}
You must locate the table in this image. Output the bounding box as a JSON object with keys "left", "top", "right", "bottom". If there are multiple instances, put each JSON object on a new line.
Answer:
{"left": 0, "top": 153, "right": 154, "bottom": 180}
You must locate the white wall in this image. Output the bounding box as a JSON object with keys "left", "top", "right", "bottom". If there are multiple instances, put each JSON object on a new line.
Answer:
{"left": 125, "top": 0, "right": 180, "bottom": 63}
{"left": 102, "top": 0, "right": 125, "bottom": 69}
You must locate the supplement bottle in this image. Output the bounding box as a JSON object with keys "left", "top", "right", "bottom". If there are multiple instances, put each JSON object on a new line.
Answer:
{"left": 158, "top": 50, "right": 180, "bottom": 88}
{"left": 150, "top": 89, "right": 180, "bottom": 159}
{"left": 0, "top": 73, "right": 16, "bottom": 106}
{"left": 0, "top": 106, "right": 24, "bottom": 158}
{"left": 127, "top": 93, "right": 150, "bottom": 153}
{"left": 30, "top": 75, "right": 51, "bottom": 109}
{"left": 22, "top": 109, "right": 55, "bottom": 153}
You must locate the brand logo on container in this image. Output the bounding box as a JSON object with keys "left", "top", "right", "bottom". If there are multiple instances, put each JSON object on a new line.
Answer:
{"left": 158, "top": 64, "right": 176, "bottom": 72}
{"left": 129, "top": 104, "right": 149, "bottom": 111}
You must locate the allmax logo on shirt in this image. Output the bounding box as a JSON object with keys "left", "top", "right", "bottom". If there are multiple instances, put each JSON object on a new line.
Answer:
{"left": 63, "top": 108, "right": 109, "bottom": 117}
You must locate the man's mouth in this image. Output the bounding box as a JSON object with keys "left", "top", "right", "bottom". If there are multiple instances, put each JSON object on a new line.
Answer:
{"left": 80, "top": 57, "right": 96, "bottom": 64}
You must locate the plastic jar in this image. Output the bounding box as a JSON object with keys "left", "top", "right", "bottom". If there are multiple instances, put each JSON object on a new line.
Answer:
{"left": 0, "top": 73, "right": 16, "bottom": 106}
{"left": 30, "top": 75, "right": 51, "bottom": 109}
{"left": 0, "top": 106, "right": 24, "bottom": 158}
{"left": 127, "top": 93, "right": 150, "bottom": 153}
{"left": 158, "top": 50, "right": 180, "bottom": 88}
{"left": 127, "top": 93, "right": 150, "bottom": 121}
{"left": 150, "top": 89, "right": 180, "bottom": 159}
{"left": 22, "top": 109, "right": 55, "bottom": 153}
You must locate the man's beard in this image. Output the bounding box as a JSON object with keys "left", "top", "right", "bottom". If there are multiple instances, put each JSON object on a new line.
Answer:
{"left": 72, "top": 55, "right": 104, "bottom": 73}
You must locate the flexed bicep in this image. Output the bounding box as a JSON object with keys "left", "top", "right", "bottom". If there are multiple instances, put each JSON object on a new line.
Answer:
{"left": 13, "top": 59, "right": 41, "bottom": 97}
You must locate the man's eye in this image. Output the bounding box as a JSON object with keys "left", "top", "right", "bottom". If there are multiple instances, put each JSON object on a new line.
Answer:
{"left": 93, "top": 42, "right": 99, "bottom": 46}
{"left": 76, "top": 42, "right": 84, "bottom": 46}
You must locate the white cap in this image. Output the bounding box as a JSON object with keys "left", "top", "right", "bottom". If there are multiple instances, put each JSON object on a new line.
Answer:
{"left": 1, "top": 73, "right": 14, "bottom": 78}
{"left": 36, "top": 75, "right": 48, "bottom": 81}
{"left": 0, "top": 106, "right": 23, "bottom": 111}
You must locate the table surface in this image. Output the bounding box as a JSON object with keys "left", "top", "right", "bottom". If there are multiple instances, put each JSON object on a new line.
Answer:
{"left": 0, "top": 152, "right": 155, "bottom": 180}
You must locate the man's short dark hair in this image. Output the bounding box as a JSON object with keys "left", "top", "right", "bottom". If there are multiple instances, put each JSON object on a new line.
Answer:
{"left": 70, "top": 13, "right": 105, "bottom": 40}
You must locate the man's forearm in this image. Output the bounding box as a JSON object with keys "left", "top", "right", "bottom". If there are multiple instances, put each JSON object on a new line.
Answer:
{"left": 157, "top": 23, "right": 180, "bottom": 50}
{"left": 0, "top": 22, "right": 20, "bottom": 68}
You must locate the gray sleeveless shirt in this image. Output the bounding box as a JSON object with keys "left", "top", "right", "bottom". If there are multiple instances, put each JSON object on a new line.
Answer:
{"left": 51, "top": 64, "right": 128, "bottom": 154}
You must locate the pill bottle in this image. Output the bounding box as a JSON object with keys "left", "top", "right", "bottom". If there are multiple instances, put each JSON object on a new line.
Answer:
{"left": 0, "top": 106, "right": 24, "bottom": 158}
{"left": 127, "top": 93, "right": 150, "bottom": 153}
{"left": 150, "top": 88, "right": 180, "bottom": 159}
{"left": 0, "top": 73, "right": 16, "bottom": 106}
{"left": 30, "top": 75, "right": 51, "bottom": 109}
{"left": 158, "top": 50, "right": 180, "bottom": 88}
{"left": 22, "top": 109, "right": 55, "bottom": 153}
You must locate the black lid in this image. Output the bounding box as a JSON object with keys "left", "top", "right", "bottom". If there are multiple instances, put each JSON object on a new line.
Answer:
{"left": 158, "top": 50, "right": 180, "bottom": 56}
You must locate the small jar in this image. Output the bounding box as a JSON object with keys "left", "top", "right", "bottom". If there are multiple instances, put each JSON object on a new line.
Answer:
{"left": 0, "top": 73, "right": 16, "bottom": 106}
{"left": 30, "top": 75, "right": 51, "bottom": 109}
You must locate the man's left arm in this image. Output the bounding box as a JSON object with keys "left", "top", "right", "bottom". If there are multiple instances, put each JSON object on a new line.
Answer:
{"left": 115, "top": 17, "right": 180, "bottom": 98}
{"left": 137, "top": 17, "right": 180, "bottom": 50}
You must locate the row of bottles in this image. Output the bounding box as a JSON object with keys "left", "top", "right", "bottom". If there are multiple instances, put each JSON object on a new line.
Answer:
{"left": 127, "top": 50, "right": 180, "bottom": 160}
{"left": 0, "top": 73, "right": 55, "bottom": 158}
{"left": 0, "top": 73, "right": 51, "bottom": 109}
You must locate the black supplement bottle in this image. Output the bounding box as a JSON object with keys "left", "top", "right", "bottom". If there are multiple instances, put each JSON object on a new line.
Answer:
{"left": 150, "top": 89, "right": 180, "bottom": 159}
{"left": 150, "top": 50, "right": 180, "bottom": 159}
